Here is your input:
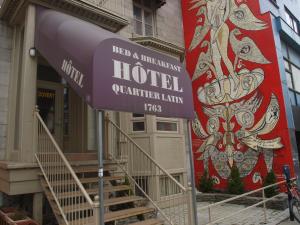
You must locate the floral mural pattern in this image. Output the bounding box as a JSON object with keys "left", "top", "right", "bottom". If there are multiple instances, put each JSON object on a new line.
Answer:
{"left": 182, "top": 0, "right": 294, "bottom": 186}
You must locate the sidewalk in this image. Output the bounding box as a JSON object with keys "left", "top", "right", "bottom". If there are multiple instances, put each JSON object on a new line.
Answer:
{"left": 280, "top": 219, "right": 299, "bottom": 225}
{"left": 279, "top": 219, "right": 298, "bottom": 224}
{"left": 197, "top": 202, "right": 290, "bottom": 225}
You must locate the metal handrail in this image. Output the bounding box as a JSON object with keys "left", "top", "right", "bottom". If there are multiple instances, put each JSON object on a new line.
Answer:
{"left": 107, "top": 118, "right": 186, "bottom": 192}
{"left": 106, "top": 117, "right": 191, "bottom": 225}
{"left": 199, "top": 179, "right": 292, "bottom": 225}
{"left": 34, "top": 111, "right": 97, "bottom": 224}
{"left": 111, "top": 157, "right": 175, "bottom": 225}
{"left": 36, "top": 112, "right": 94, "bottom": 206}
{"left": 198, "top": 179, "right": 287, "bottom": 211}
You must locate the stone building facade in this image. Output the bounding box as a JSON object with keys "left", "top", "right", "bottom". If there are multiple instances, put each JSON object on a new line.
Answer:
{"left": 0, "top": 20, "right": 12, "bottom": 160}
{"left": 0, "top": 1, "right": 195, "bottom": 224}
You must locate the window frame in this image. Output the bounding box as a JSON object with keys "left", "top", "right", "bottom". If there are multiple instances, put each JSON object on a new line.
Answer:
{"left": 133, "top": 0, "right": 155, "bottom": 36}
{"left": 155, "top": 117, "right": 179, "bottom": 133}
{"left": 285, "top": 7, "right": 299, "bottom": 35}
{"left": 284, "top": 56, "right": 300, "bottom": 106}
{"left": 131, "top": 113, "right": 146, "bottom": 132}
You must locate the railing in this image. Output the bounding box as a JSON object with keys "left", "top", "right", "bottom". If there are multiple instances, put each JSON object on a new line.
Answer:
{"left": 198, "top": 179, "right": 291, "bottom": 225}
{"left": 34, "top": 111, "right": 99, "bottom": 225}
{"left": 106, "top": 118, "right": 194, "bottom": 225}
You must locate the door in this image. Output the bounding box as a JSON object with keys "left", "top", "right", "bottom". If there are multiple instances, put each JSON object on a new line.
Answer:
{"left": 37, "top": 81, "right": 64, "bottom": 147}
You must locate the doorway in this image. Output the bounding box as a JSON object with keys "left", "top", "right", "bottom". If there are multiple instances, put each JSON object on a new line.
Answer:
{"left": 37, "top": 81, "right": 64, "bottom": 147}
{"left": 36, "top": 63, "right": 90, "bottom": 153}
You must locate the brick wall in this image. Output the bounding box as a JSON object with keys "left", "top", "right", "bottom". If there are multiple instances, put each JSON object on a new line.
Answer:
{"left": 0, "top": 20, "right": 12, "bottom": 160}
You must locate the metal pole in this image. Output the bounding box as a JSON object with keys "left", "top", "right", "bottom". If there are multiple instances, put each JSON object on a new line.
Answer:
{"left": 96, "top": 110, "right": 105, "bottom": 225}
{"left": 187, "top": 120, "right": 199, "bottom": 225}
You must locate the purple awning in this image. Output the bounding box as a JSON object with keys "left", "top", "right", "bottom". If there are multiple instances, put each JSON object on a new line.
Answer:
{"left": 35, "top": 7, "right": 194, "bottom": 119}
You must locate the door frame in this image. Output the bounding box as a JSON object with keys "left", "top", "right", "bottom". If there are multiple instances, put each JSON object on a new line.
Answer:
{"left": 37, "top": 80, "right": 64, "bottom": 147}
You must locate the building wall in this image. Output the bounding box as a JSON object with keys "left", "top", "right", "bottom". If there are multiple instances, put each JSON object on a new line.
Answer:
{"left": 181, "top": 0, "right": 296, "bottom": 190}
{"left": 0, "top": 20, "right": 12, "bottom": 160}
{"left": 115, "top": 0, "right": 188, "bottom": 184}
{"left": 155, "top": 0, "right": 184, "bottom": 47}
{"left": 0, "top": 1, "right": 189, "bottom": 198}
{"left": 260, "top": 0, "right": 300, "bottom": 21}
{"left": 260, "top": 0, "right": 300, "bottom": 181}
{"left": 117, "top": 0, "right": 184, "bottom": 47}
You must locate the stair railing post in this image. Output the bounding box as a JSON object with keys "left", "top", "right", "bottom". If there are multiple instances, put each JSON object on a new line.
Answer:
{"left": 187, "top": 120, "right": 198, "bottom": 225}
{"left": 93, "top": 196, "right": 100, "bottom": 224}
{"left": 104, "top": 114, "right": 109, "bottom": 160}
{"left": 96, "top": 110, "right": 105, "bottom": 225}
{"left": 33, "top": 106, "right": 39, "bottom": 160}
{"left": 187, "top": 187, "right": 196, "bottom": 225}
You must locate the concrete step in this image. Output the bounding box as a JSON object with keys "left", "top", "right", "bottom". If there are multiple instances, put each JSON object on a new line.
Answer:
{"left": 104, "top": 207, "right": 156, "bottom": 223}
{"left": 37, "top": 165, "right": 117, "bottom": 176}
{"left": 103, "top": 185, "right": 131, "bottom": 193}
{"left": 41, "top": 179, "right": 131, "bottom": 197}
{"left": 69, "top": 217, "right": 94, "bottom": 225}
{"left": 57, "top": 196, "right": 145, "bottom": 214}
{"left": 46, "top": 176, "right": 124, "bottom": 186}
{"left": 129, "top": 218, "right": 164, "bottom": 225}
{"left": 104, "top": 196, "right": 144, "bottom": 207}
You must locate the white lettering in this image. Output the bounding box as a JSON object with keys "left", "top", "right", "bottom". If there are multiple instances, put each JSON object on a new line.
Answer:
{"left": 61, "top": 59, "right": 84, "bottom": 88}
{"left": 161, "top": 73, "right": 173, "bottom": 90}
{"left": 132, "top": 62, "right": 147, "bottom": 84}
{"left": 113, "top": 60, "right": 131, "bottom": 81}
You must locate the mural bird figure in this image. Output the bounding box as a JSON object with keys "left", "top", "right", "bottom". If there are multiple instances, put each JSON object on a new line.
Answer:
{"left": 238, "top": 94, "right": 283, "bottom": 151}
{"left": 229, "top": 0, "right": 268, "bottom": 31}
{"left": 230, "top": 28, "right": 271, "bottom": 66}
{"left": 192, "top": 112, "right": 222, "bottom": 171}
{"left": 189, "top": 1, "right": 210, "bottom": 51}
{"left": 192, "top": 41, "right": 216, "bottom": 81}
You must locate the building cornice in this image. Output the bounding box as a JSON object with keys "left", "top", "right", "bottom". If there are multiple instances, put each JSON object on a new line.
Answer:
{"left": 0, "top": 0, "right": 129, "bottom": 32}
{"left": 130, "top": 36, "right": 185, "bottom": 59}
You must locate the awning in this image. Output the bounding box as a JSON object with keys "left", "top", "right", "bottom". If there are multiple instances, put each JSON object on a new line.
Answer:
{"left": 35, "top": 7, "right": 194, "bottom": 119}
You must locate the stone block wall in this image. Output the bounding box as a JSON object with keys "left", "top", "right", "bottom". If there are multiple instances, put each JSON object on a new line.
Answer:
{"left": 0, "top": 20, "right": 12, "bottom": 160}
{"left": 156, "top": 0, "right": 184, "bottom": 47}
{"left": 118, "top": 0, "right": 184, "bottom": 47}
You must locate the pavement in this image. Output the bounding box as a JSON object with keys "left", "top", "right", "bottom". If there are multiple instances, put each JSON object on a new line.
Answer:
{"left": 278, "top": 219, "right": 298, "bottom": 225}
{"left": 197, "top": 202, "right": 291, "bottom": 225}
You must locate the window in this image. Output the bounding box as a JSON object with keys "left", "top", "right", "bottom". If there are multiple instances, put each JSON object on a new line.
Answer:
{"left": 285, "top": 8, "right": 299, "bottom": 34}
{"left": 132, "top": 113, "right": 144, "bottom": 118}
{"left": 157, "top": 121, "right": 178, "bottom": 132}
{"left": 284, "top": 57, "right": 300, "bottom": 106}
{"left": 132, "top": 113, "right": 146, "bottom": 132}
{"left": 156, "top": 117, "right": 179, "bottom": 132}
{"left": 133, "top": 0, "right": 154, "bottom": 36}
{"left": 292, "top": 65, "right": 300, "bottom": 93}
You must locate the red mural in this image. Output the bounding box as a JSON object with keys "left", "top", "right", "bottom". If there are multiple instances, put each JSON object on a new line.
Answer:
{"left": 181, "top": 0, "right": 295, "bottom": 190}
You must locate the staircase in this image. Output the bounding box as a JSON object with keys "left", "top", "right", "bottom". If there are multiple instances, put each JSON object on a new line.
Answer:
{"left": 39, "top": 153, "right": 163, "bottom": 224}
{"left": 34, "top": 111, "right": 193, "bottom": 225}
